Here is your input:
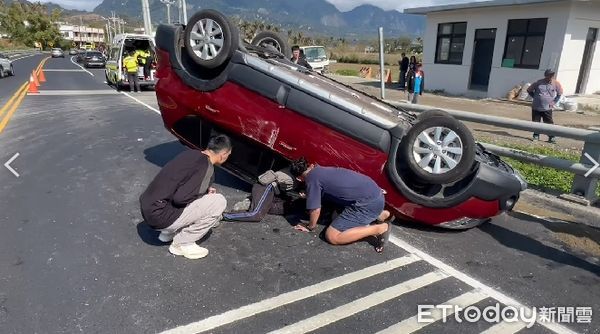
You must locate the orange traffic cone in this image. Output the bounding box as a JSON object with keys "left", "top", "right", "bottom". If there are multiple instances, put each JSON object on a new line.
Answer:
{"left": 386, "top": 69, "right": 393, "bottom": 84}
{"left": 38, "top": 69, "right": 46, "bottom": 83}
{"left": 32, "top": 70, "right": 40, "bottom": 87}
{"left": 28, "top": 75, "right": 39, "bottom": 94}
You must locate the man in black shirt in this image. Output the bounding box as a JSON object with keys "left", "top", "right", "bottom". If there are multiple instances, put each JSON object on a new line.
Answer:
{"left": 140, "top": 135, "right": 232, "bottom": 259}
{"left": 399, "top": 53, "right": 409, "bottom": 90}
{"left": 291, "top": 45, "right": 312, "bottom": 70}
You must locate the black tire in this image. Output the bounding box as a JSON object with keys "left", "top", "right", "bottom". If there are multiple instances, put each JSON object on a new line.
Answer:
{"left": 251, "top": 31, "right": 291, "bottom": 59}
{"left": 417, "top": 109, "right": 451, "bottom": 121}
{"left": 0, "top": 67, "right": 4, "bottom": 79}
{"left": 9, "top": 65, "right": 14, "bottom": 76}
{"left": 184, "top": 9, "right": 239, "bottom": 69}
{"left": 401, "top": 116, "right": 475, "bottom": 184}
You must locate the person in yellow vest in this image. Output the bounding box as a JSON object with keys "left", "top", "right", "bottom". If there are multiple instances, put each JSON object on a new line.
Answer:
{"left": 135, "top": 49, "right": 151, "bottom": 80}
{"left": 123, "top": 50, "right": 141, "bottom": 92}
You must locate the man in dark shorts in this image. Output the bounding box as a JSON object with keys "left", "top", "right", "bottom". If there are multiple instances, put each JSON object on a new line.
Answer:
{"left": 290, "top": 158, "right": 393, "bottom": 252}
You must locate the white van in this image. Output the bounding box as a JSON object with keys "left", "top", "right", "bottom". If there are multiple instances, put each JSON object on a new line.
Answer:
{"left": 105, "top": 34, "right": 157, "bottom": 90}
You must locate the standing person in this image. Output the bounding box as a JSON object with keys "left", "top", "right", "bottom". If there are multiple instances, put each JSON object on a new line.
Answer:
{"left": 290, "top": 158, "right": 394, "bottom": 253}
{"left": 139, "top": 135, "right": 232, "bottom": 259}
{"left": 123, "top": 50, "right": 141, "bottom": 93}
{"left": 398, "top": 53, "right": 409, "bottom": 90}
{"left": 408, "top": 55, "right": 417, "bottom": 72}
{"left": 527, "top": 69, "right": 563, "bottom": 143}
{"left": 406, "top": 63, "right": 424, "bottom": 104}
{"left": 135, "top": 48, "right": 151, "bottom": 80}
{"left": 291, "top": 45, "right": 312, "bottom": 70}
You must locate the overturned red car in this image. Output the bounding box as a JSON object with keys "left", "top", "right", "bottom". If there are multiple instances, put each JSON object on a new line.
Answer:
{"left": 153, "top": 9, "right": 526, "bottom": 229}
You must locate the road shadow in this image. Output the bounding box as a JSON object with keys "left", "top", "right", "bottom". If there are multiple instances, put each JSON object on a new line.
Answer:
{"left": 143, "top": 141, "right": 187, "bottom": 167}
{"left": 479, "top": 217, "right": 600, "bottom": 276}
{"left": 136, "top": 220, "right": 214, "bottom": 246}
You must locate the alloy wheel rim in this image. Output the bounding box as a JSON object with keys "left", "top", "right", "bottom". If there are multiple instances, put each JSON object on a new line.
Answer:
{"left": 412, "top": 126, "right": 463, "bottom": 174}
{"left": 256, "top": 37, "right": 282, "bottom": 53}
{"left": 189, "top": 18, "right": 224, "bottom": 61}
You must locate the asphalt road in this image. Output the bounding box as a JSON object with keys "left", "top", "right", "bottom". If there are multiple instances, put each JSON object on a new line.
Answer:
{"left": 0, "top": 56, "right": 598, "bottom": 334}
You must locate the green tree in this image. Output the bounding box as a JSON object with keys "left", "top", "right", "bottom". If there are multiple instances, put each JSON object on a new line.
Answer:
{"left": 0, "top": 2, "right": 61, "bottom": 49}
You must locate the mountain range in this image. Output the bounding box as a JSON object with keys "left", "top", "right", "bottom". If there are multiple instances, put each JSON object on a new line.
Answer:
{"left": 92, "top": 0, "right": 425, "bottom": 38}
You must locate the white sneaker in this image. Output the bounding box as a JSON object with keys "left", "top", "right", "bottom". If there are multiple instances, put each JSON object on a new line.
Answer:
{"left": 169, "top": 243, "right": 209, "bottom": 259}
{"left": 158, "top": 231, "right": 175, "bottom": 242}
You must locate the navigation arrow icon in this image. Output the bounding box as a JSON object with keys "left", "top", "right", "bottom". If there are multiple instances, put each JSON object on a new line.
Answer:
{"left": 584, "top": 152, "right": 599, "bottom": 178}
{"left": 4, "top": 153, "right": 20, "bottom": 178}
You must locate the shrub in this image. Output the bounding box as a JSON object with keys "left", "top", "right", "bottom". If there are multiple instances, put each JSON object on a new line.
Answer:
{"left": 335, "top": 69, "right": 359, "bottom": 76}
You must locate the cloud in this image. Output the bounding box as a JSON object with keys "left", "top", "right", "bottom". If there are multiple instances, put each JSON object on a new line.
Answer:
{"left": 34, "top": 0, "right": 102, "bottom": 11}
{"left": 325, "top": 0, "right": 485, "bottom": 12}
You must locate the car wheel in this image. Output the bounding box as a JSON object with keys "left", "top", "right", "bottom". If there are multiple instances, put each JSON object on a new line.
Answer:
{"left": 0, "top": 67, "right": 4, "bottom": 79}
{"left": 251, "top": 31, "right": 291, "bottom": 58}
{"left": 9, "top": 65, "right": 14, "bottom": 76}
{"left": 416, "top": 109, "right": 451, "bottom": 121}
{"left": 184, "top": 9, "right": 239, "bottom": 69}
{"left": 401, "top": 115, "right": 475, "bottom": 184}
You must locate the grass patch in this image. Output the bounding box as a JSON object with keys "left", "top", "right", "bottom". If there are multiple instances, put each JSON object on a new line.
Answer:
{"left": 335, "top": 69, "right": 359, "bottom": 76}
{"left": 494, "top": 143, "right": 600, "bottom": 196}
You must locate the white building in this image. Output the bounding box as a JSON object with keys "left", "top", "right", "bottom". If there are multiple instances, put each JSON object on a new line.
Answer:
{"left": 59, "top": 24, "right": 105, "bottom": 46}
{"left": 405, "top": 0, "right": 600, "bottom": 98}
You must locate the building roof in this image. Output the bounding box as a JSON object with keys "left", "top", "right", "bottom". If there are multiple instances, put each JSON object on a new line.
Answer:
{"left": 404, "top": 0, "right": 564, "bottom": 14}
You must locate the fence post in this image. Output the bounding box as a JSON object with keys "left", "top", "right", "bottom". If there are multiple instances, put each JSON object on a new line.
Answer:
{"left": 571, "top": 140, "right": 600, "bottom": 203}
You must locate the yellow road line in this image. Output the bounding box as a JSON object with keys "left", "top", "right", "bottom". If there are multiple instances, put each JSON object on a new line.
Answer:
{"left": 0, "top": 84, "right": 28, "bottom": 134}
{"left": 0, "top": 82, "right": 28, "bottom": 120}
{"left": 0, "top": 56, "right": 49, "bottom": 134}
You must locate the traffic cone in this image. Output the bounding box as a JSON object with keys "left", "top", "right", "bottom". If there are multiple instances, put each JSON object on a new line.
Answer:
{"left": 38, "top": 68, "right": 46, "bottom": 83}
{"left": 32, "top": 70, "right": 40, "bottom": 87}
{"left": 386, "top": 69, "right": 392, "bottom": 84}
{"left": 28, "top": 75, "right": 39, "bottom": 94}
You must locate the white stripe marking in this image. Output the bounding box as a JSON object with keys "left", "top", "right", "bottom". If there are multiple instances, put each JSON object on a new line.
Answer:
{"left": 268, "top": 271, "right": 448, "bottom": 334}
{"left": 11, "top": 54, "right": 37, "bottom": 61}
{"left": 69, "top": 56, "right": 93, "bottom": 76}
{"left": 388, "top": 235, "right": 577, "bottom": 334}
{"left": 376, "top": 290, "right": 488, "bottom": 334}
{"left": 30, "top": 90, "right": 118, "bottom": 96}
{"left": 159, "top": 255, "right": 421, "bottom": 334}
{"left": 480, "top": 321, "right": 528, "bottom": 334}
{"left": 120, "top": 92, "right": 161, "bottom": 114}
{"left": 42, "top": 69, "right": 86, "bottom": 72}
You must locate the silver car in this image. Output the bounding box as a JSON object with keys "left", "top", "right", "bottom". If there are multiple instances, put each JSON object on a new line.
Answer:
{"left": 0, "top": 53, "right": 15, "bottom": 78}
{"left": 51, "top": 48, "right": 65, "bottom": 58}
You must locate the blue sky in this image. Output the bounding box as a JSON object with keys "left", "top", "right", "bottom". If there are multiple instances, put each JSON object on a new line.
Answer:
{"left": 34, "top": 0, "right": 481, "bottom": 12}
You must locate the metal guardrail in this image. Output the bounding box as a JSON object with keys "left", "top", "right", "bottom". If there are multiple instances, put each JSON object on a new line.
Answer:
{"left": 386, "top": 100, "right": 600, "bottom": 203}
{"left": 1, "top": 49, "right": 40, "bottom": 58}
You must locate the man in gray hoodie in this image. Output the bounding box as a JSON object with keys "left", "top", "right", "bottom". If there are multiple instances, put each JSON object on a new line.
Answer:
{"left": 527, "top": 69, "right": 563, "bottom": 143}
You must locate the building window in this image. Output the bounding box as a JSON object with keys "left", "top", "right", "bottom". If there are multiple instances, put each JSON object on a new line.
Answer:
{"left": 435, "top": 22, "right": 467, "bottom": 64}
{"left": 502, "top": 18, "right": 547, "bottom": 69}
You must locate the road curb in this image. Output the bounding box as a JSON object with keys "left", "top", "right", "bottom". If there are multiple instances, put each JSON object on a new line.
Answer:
{"left": 519, "top": 188, "right": 600, "bottom": 229}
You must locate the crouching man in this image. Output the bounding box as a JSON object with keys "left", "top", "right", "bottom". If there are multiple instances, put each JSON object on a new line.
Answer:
{"left": 140, "top": 135, "right": 232, "bottom": 259}
{"left": 290, "top": 158, "right": 394, "bottom": 253}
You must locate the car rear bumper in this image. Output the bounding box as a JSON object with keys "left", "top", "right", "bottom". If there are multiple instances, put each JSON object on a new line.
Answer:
{"left": 85, "top": 63, "right": 106, "bottom": 67}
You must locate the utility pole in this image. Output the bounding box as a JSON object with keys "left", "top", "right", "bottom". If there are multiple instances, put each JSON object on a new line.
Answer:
{"left": 141, "top": 0, "right": 152, "bottom": 35}
{"left": 161, "top": 0, "right": 176, "bottom": 24}
{"left": 181, "top": 0, "right": 187, "bottom": 23}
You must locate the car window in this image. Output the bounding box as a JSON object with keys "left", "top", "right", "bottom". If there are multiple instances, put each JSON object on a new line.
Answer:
{"left": 303, "top": 47, "right": 327, "bottom": 62}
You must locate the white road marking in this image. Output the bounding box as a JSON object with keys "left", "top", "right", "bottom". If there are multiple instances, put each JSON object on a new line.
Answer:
{"left": 3, "top": 153, "right": 20, "bottom": 178}
{"left": 388, "top": 235, "right": 577, "bottom": 334}
{"left": 30, "top": 90, "right": 118, "bottom": 96}
{"left": 480, "top": 321, "right": 528, "bottom": 334}
{"left": 42, "top": 69, "right": 86, "bottom": 72}
{"left": 375, "top": 290, "right": 488, "bottom": 334}
{"left": 10, "top": 54, "right": 38, "bottom": 61}
{"left": 267, "top": 271, "right": 448, "bottom": 334}
{"left": 120, "top": 92, "right": 161, "bottom": 114}
{"left": 69, "top": 56, "right": 93, "bottom": 76}
{"left": 159, "top": 255, "right": 420, "bottom": 334}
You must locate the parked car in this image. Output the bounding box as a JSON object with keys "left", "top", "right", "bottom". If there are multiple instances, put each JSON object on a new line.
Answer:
{"left": 154, "top": 9, "right": 526, "bottom": 229}
{"left": 51, "top": 48, "right": 64, "bottom": 58}
{"left": 69, "top": 49, "right": 78, "bottom": 55}
{"left": 82, "top": 51, "right": 106, "bottom": 68}
{"left": 0, "top": 53, "right": 15, "bottom": 78}
{"left": 105, "top": 33, "right": 157, "bottom": 90}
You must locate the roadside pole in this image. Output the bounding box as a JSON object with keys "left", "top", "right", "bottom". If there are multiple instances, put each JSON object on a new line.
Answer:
{"left": 378, "top": 27, "right": 385, "bottom": 100}
{"left": 141, "top": 0, "right": 152, "bottom": 35}
{"left": 181, "top": 0, "right": 188, "bottom": 23}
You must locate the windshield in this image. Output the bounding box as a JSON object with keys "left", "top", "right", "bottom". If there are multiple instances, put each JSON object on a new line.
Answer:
{"left": 302, "top": 47, "right": 327, "bottom": 62}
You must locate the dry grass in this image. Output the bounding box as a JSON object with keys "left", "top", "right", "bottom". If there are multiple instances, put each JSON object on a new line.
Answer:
{"left": 330, "top": 62, "right": 401, "bottom": 82}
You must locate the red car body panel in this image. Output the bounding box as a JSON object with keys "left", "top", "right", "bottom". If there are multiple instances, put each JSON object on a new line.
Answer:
{"left": 155, "top": 49, "right": 502, "bottom": 226}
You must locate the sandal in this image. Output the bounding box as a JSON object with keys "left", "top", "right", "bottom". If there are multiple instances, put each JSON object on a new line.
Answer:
{"left": 375, "top": 220, "right": 393, "bottom": 253}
